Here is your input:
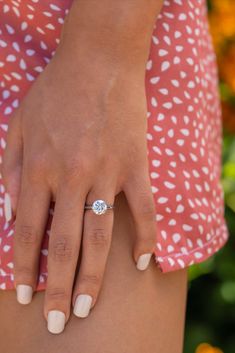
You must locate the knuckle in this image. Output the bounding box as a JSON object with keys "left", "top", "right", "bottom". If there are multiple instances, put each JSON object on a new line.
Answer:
{"left": 137, "top": 194, "right": 156, "bottom": 220}
{"left": 62, "top": 155, "right": 92, "bottom": 184}
{"left": 15, "top": 265, "right": 34, "bottom": 281}
{"left": 51, "top": 236, "right": 73, "bottom": 262}
{"left": 16, "top": 225, "right": 38, "bottom": 245}
{"left": 87, "top": 228, "right": 111, "bottom": 247}
{"left": 147, "top": 231, "right": 157, "bottom": 243}
{"left": 139, "top": 233, "right": 156, "bottom": 247}
{"left": 137, "top": 220, "right": 157, "bottom": 246}
{"left": 79, "top": 273, "right": 101, "bottom": 287}
{"left": 64, "top": 159, "right": 80, "bottom": 180}
{"left": 26, "top": 155, "right": 48, "bottom": 182}
{"left": 46, "top": 287, "right": 69, "bottom": 302}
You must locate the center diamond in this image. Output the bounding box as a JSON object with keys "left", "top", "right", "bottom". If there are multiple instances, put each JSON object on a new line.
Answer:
{"left": 92, "top": 200, "right": 107, "bottom": 215}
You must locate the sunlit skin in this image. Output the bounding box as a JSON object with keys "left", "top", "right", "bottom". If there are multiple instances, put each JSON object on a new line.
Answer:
{"left": 2, "top": 0, "right": 164, "bottom": 333}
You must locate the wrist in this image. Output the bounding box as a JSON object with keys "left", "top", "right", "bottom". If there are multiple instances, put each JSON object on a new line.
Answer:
{"left": 50, "top": 44, "right": 145, "bottom": 110}
{"left": 58, "top": 2, "right": 158, "bottom": 72}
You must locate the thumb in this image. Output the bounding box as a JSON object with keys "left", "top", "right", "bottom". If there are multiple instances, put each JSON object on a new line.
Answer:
{"left": 1, "top": 109, "right": 23, "bottom": 223}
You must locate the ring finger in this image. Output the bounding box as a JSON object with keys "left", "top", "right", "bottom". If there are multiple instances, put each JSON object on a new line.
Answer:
{"left": 72, "top": 184, "right": 115, "bottom": 318}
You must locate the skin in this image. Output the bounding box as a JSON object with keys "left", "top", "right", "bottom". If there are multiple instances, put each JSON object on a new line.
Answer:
{"left": 1, "top": 0, "right": 173, "bottom": 336}
{"left": 0, "top": 192, "right": 188, "bottom": 353}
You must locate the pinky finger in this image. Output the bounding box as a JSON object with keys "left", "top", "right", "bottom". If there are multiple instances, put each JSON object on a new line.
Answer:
{"left": 123, "top": 171, "right": 157, "bottom": 271}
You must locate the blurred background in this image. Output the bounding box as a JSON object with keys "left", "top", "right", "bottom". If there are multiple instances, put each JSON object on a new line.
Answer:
{"left": 184, "top": 1, "right": 235, "bottom": 352}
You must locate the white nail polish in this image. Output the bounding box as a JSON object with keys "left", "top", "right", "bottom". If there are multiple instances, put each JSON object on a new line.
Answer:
{"left": 73, "top": 294, "right": 93, "bottom": 318}
{"left": 4, "top": 192, "right": 12, "bottom": 223}
{"left": 16, "top": 284, "right": 33, "bottom": 304}
{"left": 136, "top": 253, "right": 152, "bottom": 271}
{"left": 47, "top": 310, "right": 66, "bottom": 334}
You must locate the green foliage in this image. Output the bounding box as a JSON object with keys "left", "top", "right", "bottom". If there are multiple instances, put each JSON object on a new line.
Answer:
{"left": 184, "top": 133, "right": 235, "bottom": 353}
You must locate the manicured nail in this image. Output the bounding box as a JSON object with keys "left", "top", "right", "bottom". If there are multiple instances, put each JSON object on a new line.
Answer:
{"left": 73, "top": 294, "right": 92, "bottom": 318}
{"left": 16, "top": 284, "right": 33, "bottom": 304}
{"left": 136, "top": 253, "right": 152, "bottom": 270}
{"left": 4, "top": 192, "right": 12, "bottom": 223}
{"left": 47, "top": 310, "right": 66, "bottom": 334}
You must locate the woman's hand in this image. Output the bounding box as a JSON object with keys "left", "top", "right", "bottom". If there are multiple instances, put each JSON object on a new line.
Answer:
{"left": 2, "top": 0, "right": 163, "bottom": 334}
{"left": 2, "top": 50, "right": 157, "bottom": 333}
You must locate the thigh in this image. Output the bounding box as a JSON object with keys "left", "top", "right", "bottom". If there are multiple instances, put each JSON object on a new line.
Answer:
{"left": 0, "top": 192, "right": 188, "bottom": 353}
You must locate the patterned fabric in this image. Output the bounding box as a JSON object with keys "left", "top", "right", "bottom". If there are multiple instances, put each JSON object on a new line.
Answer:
{"left": 0, "top": 0, "right": 229, "bottom": 290}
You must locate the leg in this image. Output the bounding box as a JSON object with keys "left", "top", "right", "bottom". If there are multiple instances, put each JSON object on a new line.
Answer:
{"left": 0, "top": 192, "right": 188, "bottom": 353}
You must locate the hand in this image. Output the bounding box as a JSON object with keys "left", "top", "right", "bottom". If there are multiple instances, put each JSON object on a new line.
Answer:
{"left": 2, "top": 44, "right": 157, "bottom": 334}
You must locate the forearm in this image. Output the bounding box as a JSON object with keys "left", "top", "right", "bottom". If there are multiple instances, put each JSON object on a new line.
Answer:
{"left": 59, "top": 0, "right": 164, "bottom": 70}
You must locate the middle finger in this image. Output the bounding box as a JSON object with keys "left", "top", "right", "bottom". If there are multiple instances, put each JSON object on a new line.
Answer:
{"left": 44, "top": 183, "right": 87, "bottom": 334}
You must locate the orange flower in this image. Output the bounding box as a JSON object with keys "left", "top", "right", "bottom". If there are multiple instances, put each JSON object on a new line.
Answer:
{"left": 195, "top": 343, "right": 223, "bottom": 353}
{"left": 208, "top": 0, "right": 235, "bottom": 53}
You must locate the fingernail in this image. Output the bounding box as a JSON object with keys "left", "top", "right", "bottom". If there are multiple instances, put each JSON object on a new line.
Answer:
{"left": 16, "top": 284, "right": 33, "bottom": 304}
{"left": 4, "top": 192, "right": 12, "bottom": 223}
{"left": 47, "top": 310, "right": 66, "bottom": 334}
{"left": 73, "top": 294, "right": 93, "bottom": 318}
{"left": 136, "top": 253, "right": 152, "bottom": 270}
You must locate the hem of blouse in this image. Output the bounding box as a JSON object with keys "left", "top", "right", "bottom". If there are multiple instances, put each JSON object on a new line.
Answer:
{"left": 154, "top": 223, "right": 229, "bottom": 273}
{"left": 0, "top": 273, "right": 48, "bottom": 291}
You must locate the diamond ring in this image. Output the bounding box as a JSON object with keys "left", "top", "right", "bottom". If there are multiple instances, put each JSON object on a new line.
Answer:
{"left": 84, "top": 199, "right": 114, "bottom": 215}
